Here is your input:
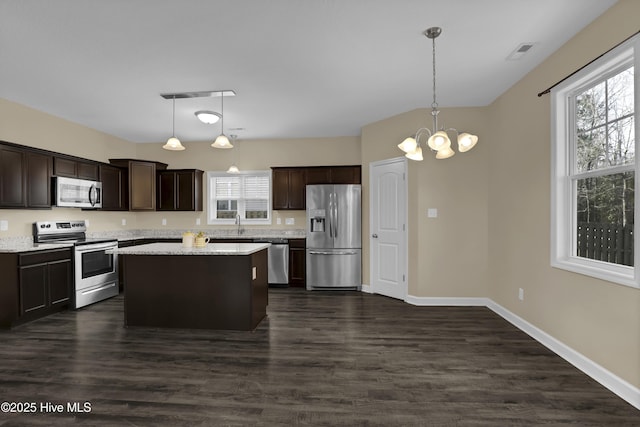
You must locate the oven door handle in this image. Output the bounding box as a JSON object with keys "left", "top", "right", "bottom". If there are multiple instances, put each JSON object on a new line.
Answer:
{"left": 75, "top": 242, "right": 118, "bottom": 252}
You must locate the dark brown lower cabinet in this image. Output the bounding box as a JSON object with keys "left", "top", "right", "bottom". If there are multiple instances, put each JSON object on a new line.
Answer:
{"left": 0, "top": 248, "right": 72, "bottom": 328}
{"left": 289, "top": 238, "right": 306, "bottom": 287}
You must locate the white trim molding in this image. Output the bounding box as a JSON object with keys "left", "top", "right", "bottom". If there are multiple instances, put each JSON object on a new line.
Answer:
{"left": 403, "top": 294, "right": 640, "bottom": 410}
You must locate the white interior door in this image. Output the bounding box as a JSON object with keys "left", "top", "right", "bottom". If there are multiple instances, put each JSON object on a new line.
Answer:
{"left": 370, "top": 157, "right": 407, "bottom": 300}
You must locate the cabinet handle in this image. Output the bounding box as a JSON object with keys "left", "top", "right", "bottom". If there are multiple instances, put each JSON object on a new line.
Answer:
{"left": 372, "top": 234, "right": 378, "bottom": 238}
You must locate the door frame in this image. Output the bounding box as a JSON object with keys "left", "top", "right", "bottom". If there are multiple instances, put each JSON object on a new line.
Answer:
{"left": 368, "top": 156, "right": 408, "bottom": 300}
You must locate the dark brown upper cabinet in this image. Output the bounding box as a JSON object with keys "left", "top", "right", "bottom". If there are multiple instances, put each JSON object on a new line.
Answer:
{"left": 0, "top": 142, "right": 52, "bottom": 209}
{"left": 271, "top": 165, "right": 361, "bottom": 210}
{"left": 157, "top": 169, "right": 204, "bottom": 211}
{"left": 26, "top": 151, "right": 52, "bottom": 208}
{"left": 99, "top": 164, "right": 128, "bottom": 211}
{"left": 53, "top": 156, "right": 99, "bottom": 180}
{"left": 0, "top": 144, "right": 27, "bottom": 208}
{"left": 272, "top": 168, "right": 306, "bottom": 210}
{"left": 109, "top": 159, "right": 168, "bottom": 211}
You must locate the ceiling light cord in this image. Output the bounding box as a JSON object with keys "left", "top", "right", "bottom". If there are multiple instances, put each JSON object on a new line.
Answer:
{"left": 172, "top": 96, "right": 176, "bottom": 137}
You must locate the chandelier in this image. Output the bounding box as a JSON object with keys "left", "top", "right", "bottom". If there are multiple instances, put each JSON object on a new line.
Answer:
{"left": 398, "top": 27, "right": 478, "bottom": 160}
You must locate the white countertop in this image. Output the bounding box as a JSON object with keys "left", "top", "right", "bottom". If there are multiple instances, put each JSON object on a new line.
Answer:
{"left": 113, "top": 242, "right": 271, "bottom": 256}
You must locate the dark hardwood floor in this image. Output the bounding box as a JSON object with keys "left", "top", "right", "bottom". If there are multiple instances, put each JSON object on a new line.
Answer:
{"left": 0, "top": 288, "right": 637, "bottom": 426}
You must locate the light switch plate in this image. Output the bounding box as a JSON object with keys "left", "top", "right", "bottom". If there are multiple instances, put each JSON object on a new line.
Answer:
{"left": 277, "top": 217, "right": 282, "bottom": 225}
{"left": 121, "top": 218, "right": 126, "bottom": 226}
{"left": 0, "top": 220, "right": 8, "bottom": 231}
{"left": 85, "top": 219, "right": 90, "bottom": 227}
{"left": 427, "top": 208, "right": 438, "bottom": 218}
{"left": 162, "top": 218, "right": 167, "bottom": 226}
{"left": 196, "top": 218, "right": 201, "bottom": 225}
{"left": 285, "top": 218, "right": 295, "bottom": 225}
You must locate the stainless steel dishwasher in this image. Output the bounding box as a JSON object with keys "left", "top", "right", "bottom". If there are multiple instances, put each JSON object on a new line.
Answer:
{"left": 254, "top": 238, "right": 289, "bottom": 286}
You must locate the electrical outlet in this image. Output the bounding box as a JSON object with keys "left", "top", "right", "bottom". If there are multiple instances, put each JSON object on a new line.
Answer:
{"left": 277, "top": 217, "right": 282, "bottom": 225}
{"left": 196, "top": 218, "right": 201, "bottom": 225}
{"left": 121, "top": 218, "right": 126, "bottom": 226}
{"left": 162, "top": 218, "right": 167, "bottom": 226}
{"left": 427, "top": 208, "right": 438, "bottom": 218}
{"left": 518, "top": 288, "right": 524, "bottom": 301}
{"left": 0, "top": 220, "right": 8, "bottom": 231}
{"left": 85, "top": 219, "right": 90, "bottom": 227}
{"left": 285, "top": 218, "right": 295, "bottom": 225}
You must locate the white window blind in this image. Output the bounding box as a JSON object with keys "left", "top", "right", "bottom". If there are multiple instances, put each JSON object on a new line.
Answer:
{"left": 207, "top": 171, "right": 271, "bottom": 224}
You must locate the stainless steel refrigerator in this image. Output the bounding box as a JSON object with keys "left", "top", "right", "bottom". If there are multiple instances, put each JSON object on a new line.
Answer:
{"left": 306, "top": 184, "right": 361, "bottom": 290}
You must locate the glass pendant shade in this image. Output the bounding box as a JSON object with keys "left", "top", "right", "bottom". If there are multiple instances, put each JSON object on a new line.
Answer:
{"left": 435, "top": 146, "right": 455, "bottom": 159}
{"left": 398, "top": 137, "right": 417, "bottom": 153}
{"left": 457, "top": 133, "right": 478, "bottom": 152}
{"left": 212, "top": 134, "right": 233, "bottom": 149}
{"left": 195, "top": 110, "right": 221, "bottom": 124}
{"left": 427, "top": 131, "right": 451, "bottom": 151}
{"left": 163, "top": 136, "right": 185, "bottom": 151}
{"left": 405, "top": 145, "right": 423, "bottom": 161}
{"left": 227, "top": 164, "right": 240, "bottom": 173}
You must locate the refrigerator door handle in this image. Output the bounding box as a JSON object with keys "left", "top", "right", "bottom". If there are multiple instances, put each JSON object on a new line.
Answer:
{"left": 333, "top": 192, "right": 338, "bottom": 238}
{"left": 328, "top": 192, "right": 335, "bottom": 238}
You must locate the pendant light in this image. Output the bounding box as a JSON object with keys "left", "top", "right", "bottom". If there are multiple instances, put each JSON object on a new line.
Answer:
{"left": 211, "top": 92, "right": 233, "bottom": 149}
{"left": 398, "top": 27, "right": 478, "bottom": 160}
{"left": 163, "top": 96, "right": 185, "bottom": 151}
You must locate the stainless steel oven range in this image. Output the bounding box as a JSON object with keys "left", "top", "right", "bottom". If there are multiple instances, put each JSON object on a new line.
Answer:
{"left": 33, "top": 220, "right": 118, "bottom": 309}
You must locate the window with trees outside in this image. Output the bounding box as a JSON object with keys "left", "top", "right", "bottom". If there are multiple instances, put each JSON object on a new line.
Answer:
{"left": 551, "top": 34, "right": 639, "bottom": 288}
{"left": 207, "top": 171, "right": 271, "bottom": 225}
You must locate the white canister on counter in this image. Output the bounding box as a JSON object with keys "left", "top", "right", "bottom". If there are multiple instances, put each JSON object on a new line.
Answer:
{"left": 182, "top": 231, "right": 195, "bottom": 248}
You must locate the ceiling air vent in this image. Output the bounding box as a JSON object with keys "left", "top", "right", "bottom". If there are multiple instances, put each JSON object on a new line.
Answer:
{"left": 506, "top": 42, "right": 535, "bottom": 60}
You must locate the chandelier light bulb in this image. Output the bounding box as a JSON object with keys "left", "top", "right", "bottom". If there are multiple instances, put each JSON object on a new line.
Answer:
{"left": 398, "top": 137, "right": 418, "bottom": 153}
{"left": 458, "top": 133, "right": 479, "bottom": 152}
{"left": 427, "top": 131, "right": 451, "bottom": 151}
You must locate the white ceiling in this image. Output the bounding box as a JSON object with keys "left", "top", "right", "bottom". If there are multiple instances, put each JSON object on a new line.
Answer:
{"left": 0, "top": 0, "right": 617, "bottom": 143}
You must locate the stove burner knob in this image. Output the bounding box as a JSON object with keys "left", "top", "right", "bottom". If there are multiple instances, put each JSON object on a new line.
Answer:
{"left": 46, "top": 224, "right": 51, "bottom": 228}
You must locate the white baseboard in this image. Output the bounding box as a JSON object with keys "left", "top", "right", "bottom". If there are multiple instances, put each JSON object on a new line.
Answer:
{"left": 400, "top": 293, "right": 640, "bottom": 411}
{"left": 405, "top": 295, "right": 490, "bottom": 306}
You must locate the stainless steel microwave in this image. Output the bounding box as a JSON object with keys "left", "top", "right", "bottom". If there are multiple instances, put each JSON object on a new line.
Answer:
{"left": 54, "top": 176, "right": 102, "bottom": 208}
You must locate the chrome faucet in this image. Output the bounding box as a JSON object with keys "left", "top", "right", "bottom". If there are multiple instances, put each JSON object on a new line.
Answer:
{"left": 235, "top": 214, "right": 244, "bottom": 235}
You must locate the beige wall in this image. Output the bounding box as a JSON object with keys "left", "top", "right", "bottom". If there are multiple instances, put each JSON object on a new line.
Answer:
{"left": 0, "top": 98, "right": 140, "bottom": 236}
{"left": 361, "top": 107, "right": 490, "bottom": 297}
{"left": 0, "top": 97, "right": 360, "bottom": 235}
{"left": 487, "top": 0, "right": 640, "bottom": 387}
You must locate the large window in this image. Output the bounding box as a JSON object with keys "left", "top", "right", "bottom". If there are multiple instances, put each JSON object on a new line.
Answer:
{"left": 551, "top": 35, "right": 639, "bottom": 288}
{"left": 207, "top": 171, "right": 271, "bottom": 225}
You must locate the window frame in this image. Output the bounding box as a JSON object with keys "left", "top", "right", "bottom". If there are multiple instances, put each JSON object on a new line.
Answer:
{"left": 551, "top": 34, "right": 639, "bottom": 288}
{"left": 207, "top": 170, "right": 272, "bottom": 225}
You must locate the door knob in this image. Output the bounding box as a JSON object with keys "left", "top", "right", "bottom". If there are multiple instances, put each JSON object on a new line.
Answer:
{"left": 372, "top": 234, "right": 378, "bottom": 238}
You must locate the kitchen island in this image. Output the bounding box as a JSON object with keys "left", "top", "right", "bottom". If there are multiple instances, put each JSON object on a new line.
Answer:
{"left": 115, "top": 242, "right": 270, "bottom": 331}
